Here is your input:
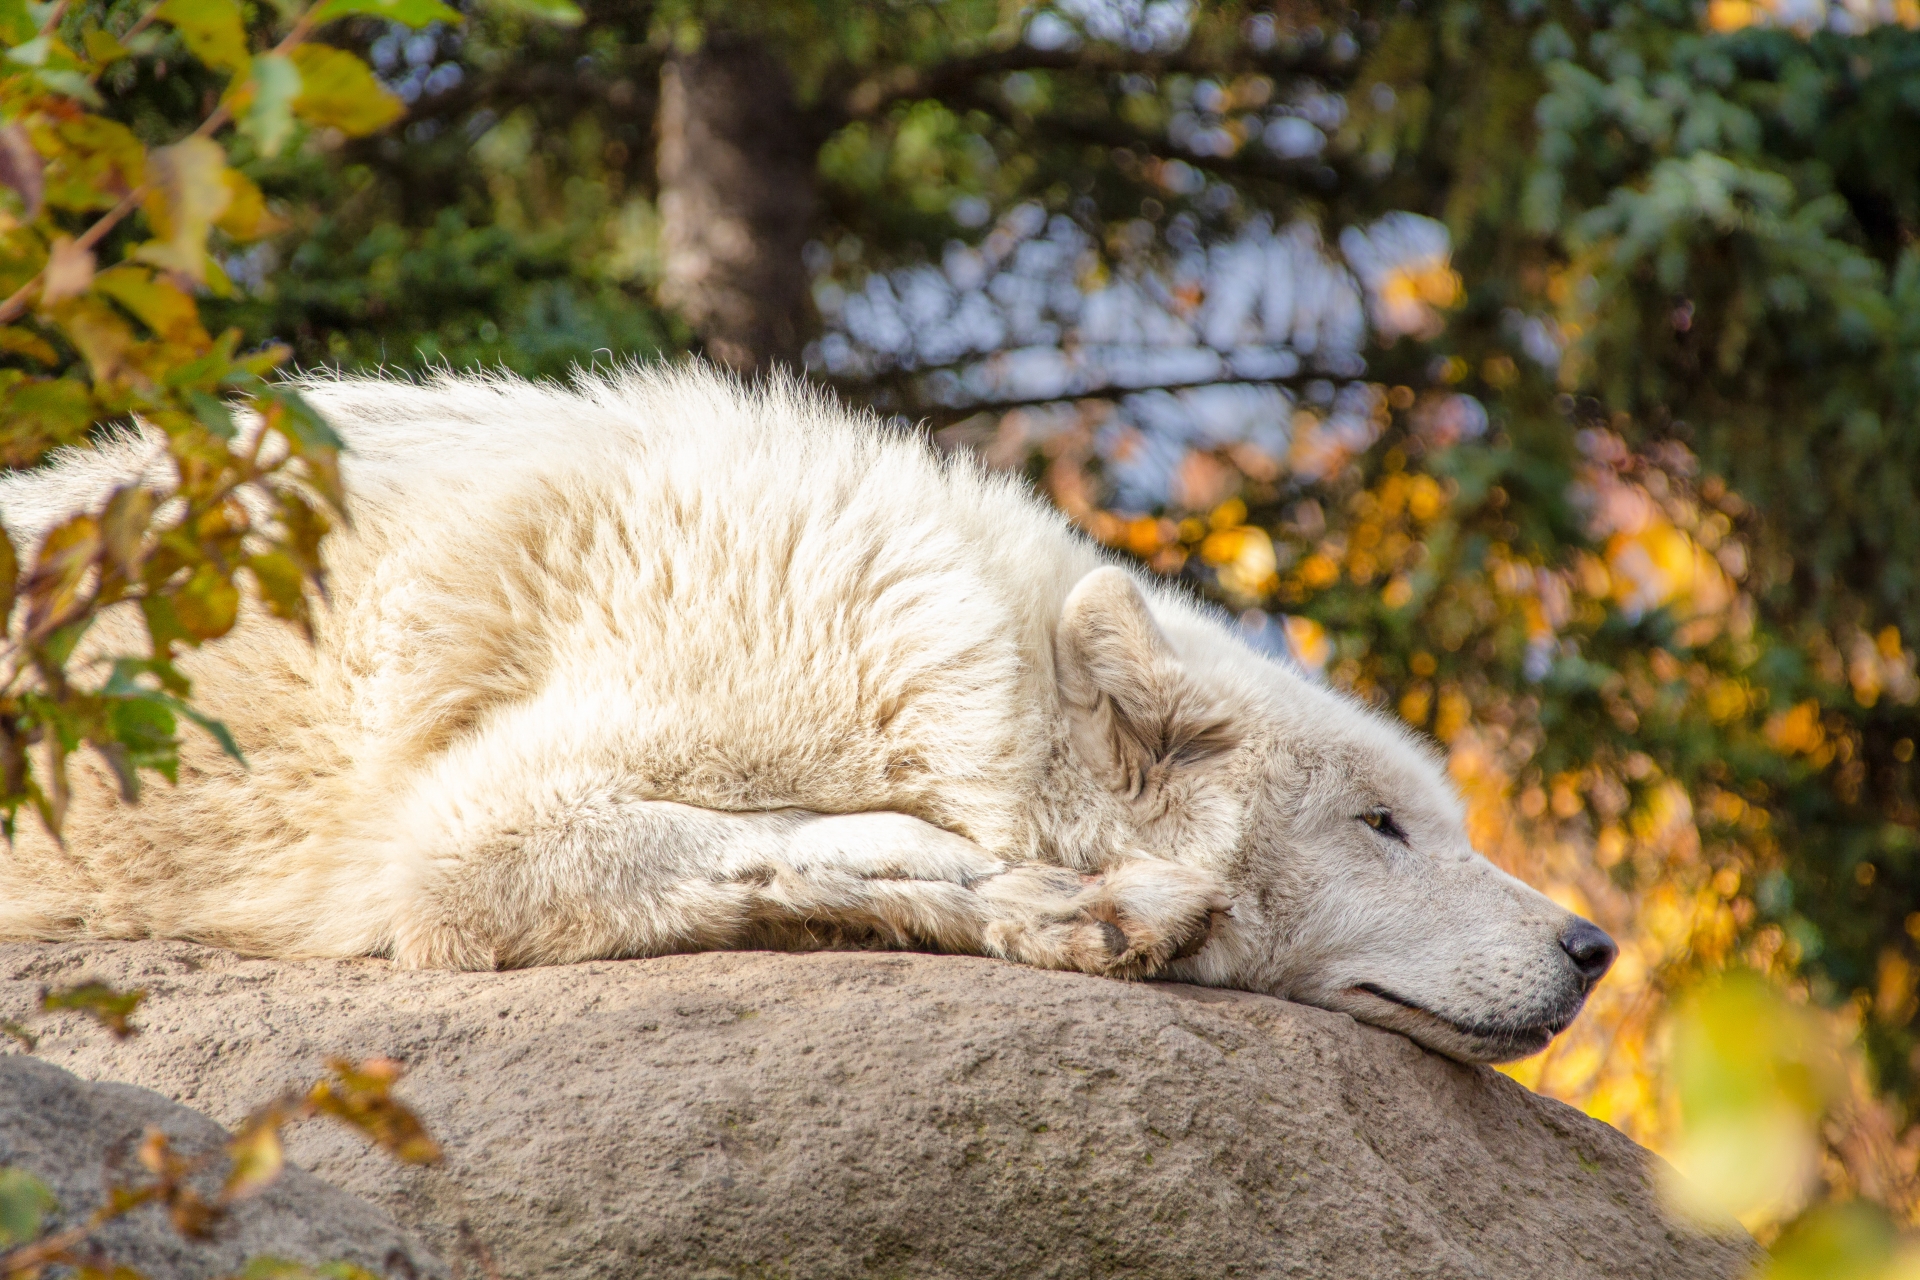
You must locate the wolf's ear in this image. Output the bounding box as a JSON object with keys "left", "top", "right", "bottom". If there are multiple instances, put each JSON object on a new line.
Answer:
{"left": 1056, "top": 567, "right": 1234, "bottom": 794}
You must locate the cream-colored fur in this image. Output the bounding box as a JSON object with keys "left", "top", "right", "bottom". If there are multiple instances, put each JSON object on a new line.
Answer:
{"left": 0, "top": 364, "right": 1612, "bottom": 1063}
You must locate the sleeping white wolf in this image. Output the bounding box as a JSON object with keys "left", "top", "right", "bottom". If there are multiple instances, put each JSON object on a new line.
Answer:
{"left": 0, "top": 364, "right": 1614, "bottom": 1063}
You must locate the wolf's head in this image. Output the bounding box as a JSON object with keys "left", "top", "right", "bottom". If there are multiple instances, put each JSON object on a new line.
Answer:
{"left": 1054, "top": 567, "right": 1615, "bottom": 1064}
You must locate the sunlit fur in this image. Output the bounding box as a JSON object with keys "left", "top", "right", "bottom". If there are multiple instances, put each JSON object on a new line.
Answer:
{"left": 0, "top": 364, "right": 1605, "bottom": 1063}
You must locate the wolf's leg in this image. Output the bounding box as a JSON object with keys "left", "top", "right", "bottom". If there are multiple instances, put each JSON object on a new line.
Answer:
{"left": 387, "top": 793, "right": 1226, "bottom": 976}
{"left": 772, "top": 811, "right": 1232, "bottom": 979}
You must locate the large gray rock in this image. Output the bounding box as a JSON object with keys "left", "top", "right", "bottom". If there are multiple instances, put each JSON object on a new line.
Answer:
{"left": 0, "top": 1053, "right": 442, "bottom": 1278}
{"left": 2, "top": 941, "right": 1756, "bottom": 1280}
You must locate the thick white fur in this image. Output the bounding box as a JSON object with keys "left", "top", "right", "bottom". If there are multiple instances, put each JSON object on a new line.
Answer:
{"left": 0, "top": 365, "right": 1606, "bottom": 1062}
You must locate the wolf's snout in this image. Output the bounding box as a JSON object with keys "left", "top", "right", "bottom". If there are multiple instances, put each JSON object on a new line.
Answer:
{"left": 1559, "top": 920, "right": 1617, "bottom": 986}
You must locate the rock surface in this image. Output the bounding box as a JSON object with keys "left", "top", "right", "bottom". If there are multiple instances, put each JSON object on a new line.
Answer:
{"left": 0, "top": 1053, "right": 443, "bottom": 1278}
{"left": 2, "top": 941, "right": 1756, "bottom": 1280}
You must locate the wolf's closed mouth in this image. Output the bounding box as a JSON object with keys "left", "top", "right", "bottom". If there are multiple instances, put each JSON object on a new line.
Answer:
{"left": 1353, "top": 983, "right": 1568, "bottom": 1047}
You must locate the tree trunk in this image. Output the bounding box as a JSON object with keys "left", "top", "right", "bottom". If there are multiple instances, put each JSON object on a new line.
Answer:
{"left": 656, "top": 35, "right": 817, "bottom": 373}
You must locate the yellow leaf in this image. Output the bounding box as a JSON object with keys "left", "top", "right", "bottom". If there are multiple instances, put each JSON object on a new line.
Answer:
{"left": 171, "top": 562, "right": 240, "bottom": 640}
{"left": 0, "top": 374, "right": 93, "bottom": 465}
{"left": 290, "top": 45, "right": 403, "bottom": 136}
{"left": 40, "top": 115, "right": 144, "bottom": 212}
{"left": 1706, "top": 0, "right": 1756, "bottom": 30}
{"left": 215, "top": 167, "right": 283, "bottom": 240}
{"left": 136, "top": 137, "right": 231, "bottom": 283}
{"left": 224, "top": 1118, "right": 286, "bottom": 1200}
{"left": 1281, "top": 615, "right": 1331, "bottom": 677}
{"left": 1764, "top": 700, "right": 1826, "bottom": 756}
{"left": 94, "top": 264, "right": 206, "bottom": 343}
{"left": 46, "top": 295, "right": 135, "bottom": 384}
{"left": 156, "top": 0, "right": 250, "bottom": 76}
{"left": 83, "top": 26, "right": 130, "bottom": 65}
{"left": 0, "top": 325, "right": 59, "bottom": 364}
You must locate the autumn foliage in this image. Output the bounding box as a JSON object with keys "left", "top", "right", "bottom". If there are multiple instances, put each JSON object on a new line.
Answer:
{"left": 0, "top": 0, "right": 472, "bottom": 836}
{"left": 6, "top": 0, "right": 1920, "bottom": 1274}
{"left": 0, "top": 981, "right": 439, "bottom": 1280}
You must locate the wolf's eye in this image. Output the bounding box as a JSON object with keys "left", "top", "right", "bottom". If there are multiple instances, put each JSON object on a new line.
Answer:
{"left": 1359, "top": 807, "right": 1409, "bottom": 844}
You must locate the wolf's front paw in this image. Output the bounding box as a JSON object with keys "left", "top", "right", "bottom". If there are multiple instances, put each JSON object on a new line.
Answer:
{"left": 977, "top": 859, "right": 1231, "bottom": 979}
{"left": 1071, "top": 858, "right": 1232, "bottom": 977}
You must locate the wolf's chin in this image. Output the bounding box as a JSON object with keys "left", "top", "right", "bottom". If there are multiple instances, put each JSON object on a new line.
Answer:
{"left": 1340, "top": 983, "right": 1580, "bottom": 1064}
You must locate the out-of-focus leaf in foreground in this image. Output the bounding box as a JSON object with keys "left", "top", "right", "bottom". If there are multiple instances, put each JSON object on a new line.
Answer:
{"left": 40, "top": 982, "right": 145, "bottom": 1039}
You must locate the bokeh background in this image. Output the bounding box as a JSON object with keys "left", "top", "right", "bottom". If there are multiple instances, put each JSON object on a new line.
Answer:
{"left": 7, "top": 0, "right": 1920, "bottom": 1272}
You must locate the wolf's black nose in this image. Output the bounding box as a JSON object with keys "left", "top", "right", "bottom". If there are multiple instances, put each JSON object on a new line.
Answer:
{"left": 1560, "top": 920, "right": 1617, "bottom": 985}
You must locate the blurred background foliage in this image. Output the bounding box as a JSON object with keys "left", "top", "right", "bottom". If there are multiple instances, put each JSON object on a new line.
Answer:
{"left": 8, "top": 0, "right": 1920, "bottom": 1268}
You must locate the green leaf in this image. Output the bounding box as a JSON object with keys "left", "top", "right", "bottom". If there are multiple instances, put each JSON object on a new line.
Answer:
{"left": 49, "top": 296, "right": 135, "bottom": 383}
{"left": 240, "top": 53, "right": 301, "bottom": 159}
{"left": 216, "top": 167, "right": 279, "bottom": 240}
{"left": 186, "top": 389, "right": 237, "bottom": 440}
{"left": 246, "top": 550, "right": 309, "bottom": 626}
{"left": 482, "top": 0, "right": 582, "bottom": 22}
{"left": 141, "top": 594, "right": 193, "bottom": 654}
{"left": 0, "top": 1167, "right": 58, "bottom": 1246}
{"left": 260, "top": 388, "right": 347, "bottom": 517}
{"left": 106, "top": 691, "right": 180, "bottom": 782}
{"left": 156, "top": 0, "right": 250, "bottom": 76}
{"left": 101, "top": 657, "right": 240, "bottom": 767}
{"left": 289, "top": 45, "right": 404, "bottom": 136}
{"left": 103, "top": 657, "right": 190, "bottom": 699}
{"left": 0, "top": 0, "right": 35, "bottom": 44}
{"left": 222, "top": 343, "right": 290, "bottom": 386}
{"left": 93, "top": 737, "right": 143, "bottom": 802}
{"left": 35, "top": 613, "right": 93, "bottom": 670}
{"left": 311, "top": 0, "right": 460, "bottom": 28}
{"left": 166, "top": 695, "right": 245, "bottom": 767}
{"left": 261, "top": 385, "right": 345, "bottom": 451}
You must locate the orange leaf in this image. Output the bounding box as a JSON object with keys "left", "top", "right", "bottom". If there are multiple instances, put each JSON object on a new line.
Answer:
{"left": 308, "top": 1057, "right": 442, "bottom": 1165}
